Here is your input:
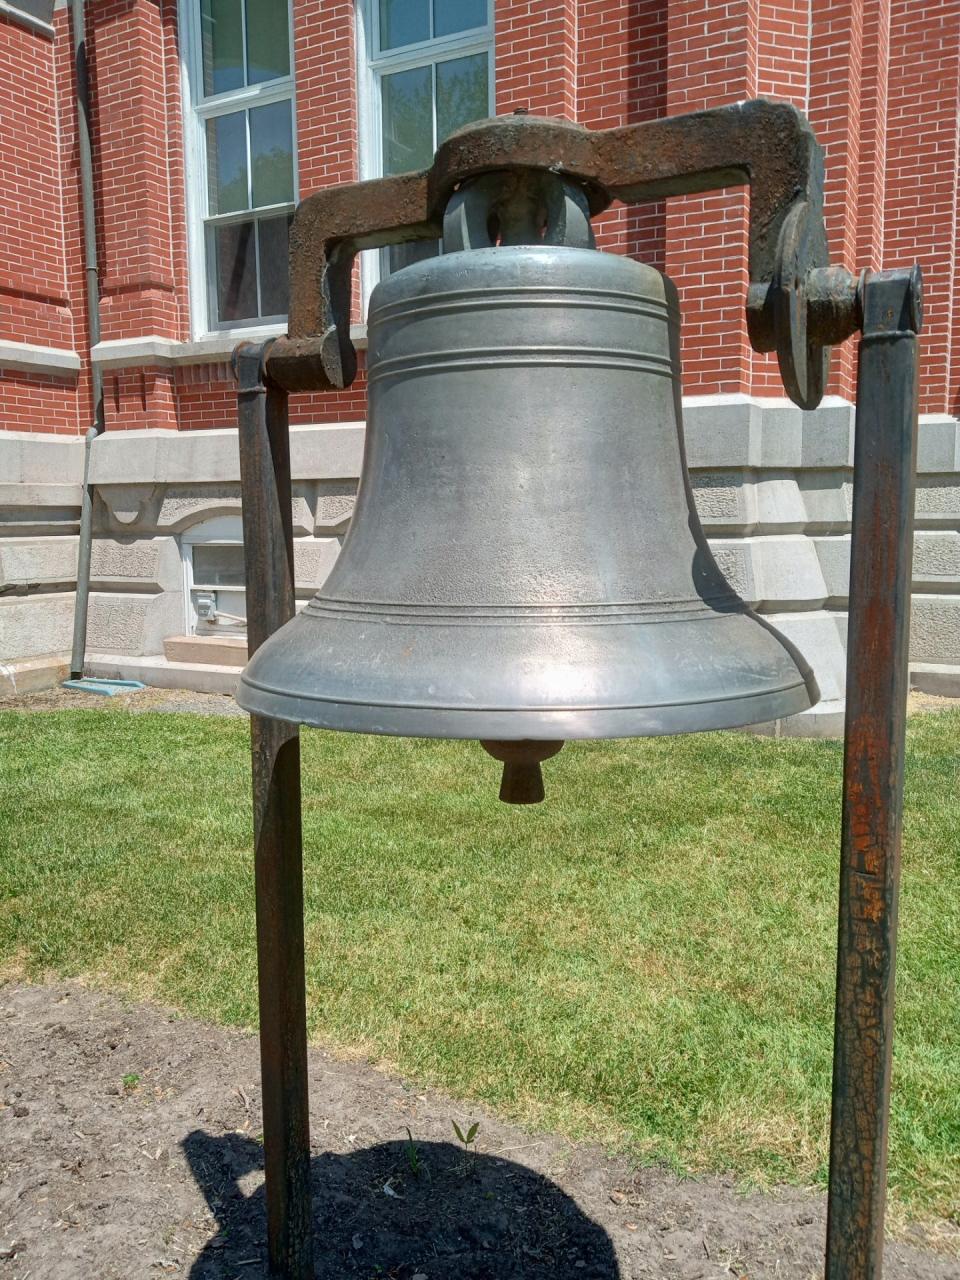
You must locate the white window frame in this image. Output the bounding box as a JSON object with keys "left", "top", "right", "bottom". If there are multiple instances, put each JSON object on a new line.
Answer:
{"left": 182, "top": 516, "right": 247, "bottom": 635}
{"left": 356, "top": 0, "right": 495, "bottom": 310}
{"left": 179, "top": 0, "right": 299, "bottom": 338}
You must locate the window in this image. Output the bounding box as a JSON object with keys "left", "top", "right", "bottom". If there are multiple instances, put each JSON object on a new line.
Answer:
{"left": 182, "top": 518, "right": 247, "bottom": 634}
{"left": 181, "top": 0, "right": 297, "bottom": 332}
{"left": 359, "top": 0, "right": 493, "bottom": 283}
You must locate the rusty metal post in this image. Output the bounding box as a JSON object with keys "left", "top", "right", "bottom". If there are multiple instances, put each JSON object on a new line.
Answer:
{"left": 825, "top": 267, "right": 922, "bottom": 1280}
{"left": 234, "top": 341, "right": 313, "bottom": 1279}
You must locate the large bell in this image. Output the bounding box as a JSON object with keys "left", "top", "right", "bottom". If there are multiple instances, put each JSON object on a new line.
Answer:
{"left": 238, "top": 244, "right": 818, "bottom": 796}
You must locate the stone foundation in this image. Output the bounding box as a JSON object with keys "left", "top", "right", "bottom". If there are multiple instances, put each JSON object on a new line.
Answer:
{"left": 2, "top": 396, "right": 958, "bottom": 731}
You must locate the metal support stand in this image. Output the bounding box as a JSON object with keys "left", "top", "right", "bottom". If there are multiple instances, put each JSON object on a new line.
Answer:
{"left": 826, "top": 267, "right": 922, "bottom": 1280}
{"left": 235, "top": 342, "right": 314, "bottom": 1279}
{"left": 228, "top": 108, "right": 923, "bottom": 1279}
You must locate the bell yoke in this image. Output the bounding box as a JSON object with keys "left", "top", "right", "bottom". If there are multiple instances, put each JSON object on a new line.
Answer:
{"left": 232, "top": 101, "right": 923, "bottom": 1280}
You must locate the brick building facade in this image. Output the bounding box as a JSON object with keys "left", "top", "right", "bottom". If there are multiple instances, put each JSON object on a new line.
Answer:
{"left": 1, "top": 0, "right": 959, "bottom": 726}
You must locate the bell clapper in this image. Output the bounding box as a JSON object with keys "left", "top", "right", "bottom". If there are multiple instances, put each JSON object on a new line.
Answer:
{"left": 480, "top": 740, "right": 565, "bottom": 805}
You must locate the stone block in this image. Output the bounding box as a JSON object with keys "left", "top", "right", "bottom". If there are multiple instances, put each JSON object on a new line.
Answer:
{"left": 95, "top": 484, "right": 163, "bottom": 533}
{"left": 910, "top": 663, "right": 960, "bottom": 698}
{"left": 768, "top": 609, "right": 848, "bottom": 704}
{"left": 0, "top": 484, "right": 81, "bottom": 535}
{"left": 912, "top": 531, "right": 960, "bottom": 589}
{"left": 683, "top": 396, "right": 761, "bottom": 469}
{"left": 156, "top": 484, "right": 244, "bottom": 533}
{"left": 757, "top": 401, "right": 802, "bottom": 468}
{"left": 293, "top": 537, "right": 341, "bottom": 590}
{"left": 86, "top": 589, "right": 184, "bottom": 656}
{"left": 0, "top": 653, "right": 70, "bottom": 695}
{"left": 0, "top": 535, "right": 77, "bottom": 589}
{"left": 121, "top": 483, "right": 312, "bottom": 536}
{"left": 706, "top": 541, "right": 756, "bottom": 602}
{"left": 86, "top": 653, "right": 240, "bottom": 695}
{"left": 916, "top": 415, "right": 960, "bottom": 473}
{"left": 89, "top": 536, "right": 182, "bottom": 592}
{"left": 289, "top": 424, "right": 365, "bottom": 480}
{"left": 90, "top": 429, "right": 238, "bottom": 486}
{"left": 314, "top": 481, "right": 357, "bottom": 534}
{"left": 910, "top": 595, "right": 960, "bottom": 666}
{"left": 753, "top": 476, "right": 808, "bottom": 532}
{"left": 0, "top": 592, "right": 76, "bottom": 661}
{"left": 751, "top": 536, "right": 827, "bottom": 611}
{"left": 913, "top": 477, "right": 960, "bottom": 527}
{"left": 0, "top": 430, "right": 84, "bottom": 485}
{"left": 798, "top": 398, "right": 855, "bottom": 468}
{"left": 799, "top": 472, "right": 853, "bottom": 532}
{"left": 689, "top": 470, "right": 752, "bottom": 531}
{"left": 89, "top": 424, "right": 367, "bottom": 487}
{"left": 813, "top": 535, "right": 851, "bottom": 603}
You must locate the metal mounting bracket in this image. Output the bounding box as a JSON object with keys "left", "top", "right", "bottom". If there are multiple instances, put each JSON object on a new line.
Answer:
{"left": 268, "top": 100, "right": 851, "bottom": 408}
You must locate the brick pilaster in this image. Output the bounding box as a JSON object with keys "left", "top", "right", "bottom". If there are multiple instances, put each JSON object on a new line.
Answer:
{"left": 664, "top": 0, "right": 759, "bottom": 397}
{"left": 885, "top": 0, "right": 960, "bottom": 416}
{"left": 93, "top": 0, "right": 182, "bottom": 357}
{"left": 578, "top": 1, "right": 667, "bottom": 270}
{"left": 495, "top": 0, "right": 578, "bottom": 120}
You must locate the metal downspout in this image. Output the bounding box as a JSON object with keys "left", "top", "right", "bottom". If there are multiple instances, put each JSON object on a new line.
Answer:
{"left": 69, "top": 0, "right": 105, "bottom": 679}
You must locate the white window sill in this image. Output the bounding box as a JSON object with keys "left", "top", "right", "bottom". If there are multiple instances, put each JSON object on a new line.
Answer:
{"left": 0, "top": 0, "right": 54, "bottom": 37}
{"left": 0, "top": 339, "right": 81, "bottom": 377}
{"left": 91, "top": 325, "right": 367, "bottom": 370}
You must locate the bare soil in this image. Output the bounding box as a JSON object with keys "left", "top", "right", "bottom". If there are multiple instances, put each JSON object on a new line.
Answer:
{"left": 1, "top": 982, "right": 957, "bottom": 1280}
{"left": 0, "top": 685, "right": 246, "bottom": 717}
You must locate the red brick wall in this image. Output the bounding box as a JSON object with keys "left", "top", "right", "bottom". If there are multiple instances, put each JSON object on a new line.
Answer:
{"left": 54, "top": 3, "right": 93, "bottom": 434}
{"left": 3, "top": 0, "right": 960, "bottom": 434}
{"left": 92, "top": 0, "right": 184, "bottom": 343}
{"left": 578, "top": 0, "right": 667, "bottom": 269}
{"left": 1, "top": 12, "right": 79, "bottom": 433}
{"left": 496, "top": 0, "right": 578, "bottom": 119}
{"left": 662, "top": 0, "right": 757, "bottom": 396}
{"left": 885, "top": 0, "right": 960, "bottom": 417}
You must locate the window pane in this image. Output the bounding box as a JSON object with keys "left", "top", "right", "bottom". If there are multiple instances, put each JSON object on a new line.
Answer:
{"left": 213, "top": 220, "right": 257, "bottom": 321}
{"left": 245, "top": 0, "right": 290, "bottom": 83}
{"left": 382, "top": 65, "right": 434, "bottom": 175}
{"left": 207, "top": 111, "right": 248, "bottom": 214}
{"left": 436, "top": 52, "right": 488, "bottom": 143}
{"left": 433, "top": 0, "right": 486, "bottom": 38}
{"left": 258, "top": 215, "right": 291, "bottom": 316}
{"left": 200, "top": 0, "right": 244, "bottom": 95}
{"left": 192, "top": 544, "right": 245, "bottom": 587}
{"left": 250, "top": 100, "right": 294, "bottom": 207}
{"left": 379, "top": 0, "right": 428, "bottom": 50}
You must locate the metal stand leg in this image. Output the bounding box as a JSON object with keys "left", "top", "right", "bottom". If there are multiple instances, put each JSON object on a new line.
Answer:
{"left": 235, "top": 342, "right": 313, "bottom": 1278}
{"left": 825, "top": 268, "right": 922, "bottom": 1280}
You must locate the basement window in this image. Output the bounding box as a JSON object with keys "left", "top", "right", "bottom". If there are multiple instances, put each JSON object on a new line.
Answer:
{"left": 180, "top": 0, "right": 298, "bottom": 333}
{"left": 182, "top": 518, "right": 247, "bottom": 635}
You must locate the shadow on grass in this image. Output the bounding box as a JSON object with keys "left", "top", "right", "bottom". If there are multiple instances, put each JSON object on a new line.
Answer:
{"left": 183, "top": 1129, "right": 620, "bottom": 1278}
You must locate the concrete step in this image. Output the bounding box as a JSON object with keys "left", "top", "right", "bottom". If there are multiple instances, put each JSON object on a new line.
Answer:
{"left": 0, "top": 652, "right": 70, "bottom": 696}
{"left": 163, "top": 634, "right": 246, "bottom": 668}
{"left": 87, "top": 653, "right": 241, "bottom": 695}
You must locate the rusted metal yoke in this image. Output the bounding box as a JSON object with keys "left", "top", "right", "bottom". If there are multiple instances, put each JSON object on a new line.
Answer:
{"left": 235, "top": 100, "right": 923, "bottom": 1280}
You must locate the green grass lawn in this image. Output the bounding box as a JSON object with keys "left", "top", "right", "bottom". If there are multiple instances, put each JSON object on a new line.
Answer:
{"left": 1, "top": 706, "right": 958, "bottom": 1224}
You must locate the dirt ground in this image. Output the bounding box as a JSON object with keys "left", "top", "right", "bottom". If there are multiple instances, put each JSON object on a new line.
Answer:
{"left": 1, "top": 982, "right": 958, "bottom": 1280}
{"left": 0, "top": 684, "right": 247, "bottom": 717}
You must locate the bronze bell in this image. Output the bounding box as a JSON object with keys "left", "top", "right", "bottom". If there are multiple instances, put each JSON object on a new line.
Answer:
{"left": 238, "top": 227, "right": 819, "bottom": 800}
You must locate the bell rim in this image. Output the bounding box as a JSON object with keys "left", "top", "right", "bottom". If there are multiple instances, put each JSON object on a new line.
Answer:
{"left": 235, "top": 672, "right": 819, "bottom": 740}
